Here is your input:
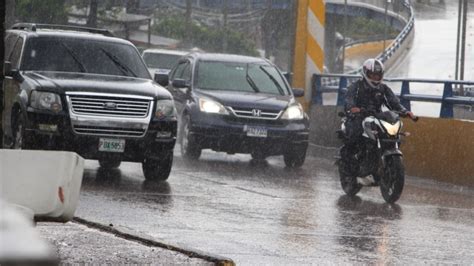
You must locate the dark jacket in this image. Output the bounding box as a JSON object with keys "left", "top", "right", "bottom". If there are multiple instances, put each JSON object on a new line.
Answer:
{"left": 344, "top": 79, "right": 407, "bottom": 113}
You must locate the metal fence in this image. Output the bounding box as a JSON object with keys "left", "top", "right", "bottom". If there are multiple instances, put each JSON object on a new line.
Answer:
{"left": 312, "top": 74, "right": 474, "bottom": 118}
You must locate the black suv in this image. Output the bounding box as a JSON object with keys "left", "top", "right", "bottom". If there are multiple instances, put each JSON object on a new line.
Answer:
{"left": 157, "top": 53, "right": 309, "bottom": 168}
{"left": 2, "top": 24, "right": 177, "bottom": 180}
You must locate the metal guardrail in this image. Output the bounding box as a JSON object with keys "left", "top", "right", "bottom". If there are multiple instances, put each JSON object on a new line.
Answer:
{"left": 312, "top": 73, "right": 474, "bottom": 118}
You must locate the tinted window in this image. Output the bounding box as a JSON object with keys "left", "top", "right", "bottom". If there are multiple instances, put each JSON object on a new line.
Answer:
{"left": 4, "top": 33, "right": 19, "bottom": 60}
{"left": 196, "top": 61, "right": 289, "bottom": 95}
{"left": 9, "top": 37, "right": 24, "bottom": 69}
{"left": 171, "top": 62, "right": 188, "bottom": 80}
{"left": 143, "top": 53, "right": 182, "bottom": 69}
{"left": 21, "top": 37, "right": 150, "bottom": 79}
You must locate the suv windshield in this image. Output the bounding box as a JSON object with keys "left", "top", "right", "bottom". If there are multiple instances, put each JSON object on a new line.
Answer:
{"left": 143, "top": 53, "right": 181, "bottom": 69}
{"left": 196, "top": 61, "right": 289, "bottom": 95}
{"left": 21, "top": 37, "right": 150, "bottom": 79}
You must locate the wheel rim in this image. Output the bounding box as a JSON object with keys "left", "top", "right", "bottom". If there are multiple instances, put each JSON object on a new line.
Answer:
{"left": 383, "top": 161, "right": 397, "bottom": 196}
{"left": 182, "top": 120, "right": 190, "bottom": 152}
{"left": 13, "top": 123, "right": 23, "bottom": 149}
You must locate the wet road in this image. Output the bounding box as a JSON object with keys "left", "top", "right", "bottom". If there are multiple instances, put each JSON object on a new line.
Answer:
{"left": 76, "top": 151, "right": 474, "bottom": 264}
{"left": 388, "top": 0, "right": 474, "bottom": 117}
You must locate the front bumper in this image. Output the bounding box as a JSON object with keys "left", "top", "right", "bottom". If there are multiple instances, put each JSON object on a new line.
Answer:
{"left": 189, "top": 112, "right": 309, "bottom": 155}
{"left": 24, "top": 108, "right": 177, "bottom": 162}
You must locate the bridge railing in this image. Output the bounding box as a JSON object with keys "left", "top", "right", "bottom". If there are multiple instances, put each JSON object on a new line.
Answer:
{"left": 312, "top": 73, "right": 474, "bottom": 118}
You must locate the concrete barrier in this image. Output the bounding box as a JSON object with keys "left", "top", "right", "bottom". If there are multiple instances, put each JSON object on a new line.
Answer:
{"left": 308, "top": 106, "right": 474, "bottom": 187}
{"left": 402, "top": 117, "right": 474, "bottom": 187}
{"left": 0, "top": 150, "right": 85, "bottom": 222}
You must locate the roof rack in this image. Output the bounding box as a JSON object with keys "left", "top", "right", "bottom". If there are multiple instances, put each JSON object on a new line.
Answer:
{"left": 11, "top": 23, "right": 114, "bottom": 37}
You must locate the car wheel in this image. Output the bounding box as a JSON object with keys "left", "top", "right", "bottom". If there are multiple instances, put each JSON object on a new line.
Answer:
{"left": 99, "top": 159, "right": 122, "bottom": 169}
{"left": 283, "top": 145, "right": 307, "bottom": 168}
{"left": 142, "top": 151, "right": 173, "bottom": 181}
{"left": 12, "top": 111, "right": 34, "bottom": 150}
{"left": 180, "top": 115, "right": 201, "bottom": 160}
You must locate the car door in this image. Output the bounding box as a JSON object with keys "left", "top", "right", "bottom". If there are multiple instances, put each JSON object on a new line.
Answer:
{"left": 168, "top": 59, "right": 192, "bottom": 117}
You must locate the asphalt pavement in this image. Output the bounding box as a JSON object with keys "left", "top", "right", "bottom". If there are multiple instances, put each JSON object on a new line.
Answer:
{"left": 38, "top": 148, "right": 473, "bottom": 265}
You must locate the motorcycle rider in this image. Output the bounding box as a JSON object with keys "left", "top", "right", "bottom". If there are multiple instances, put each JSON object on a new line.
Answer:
{"left": 343, "top": 58, "right": 415, "bottom": 160}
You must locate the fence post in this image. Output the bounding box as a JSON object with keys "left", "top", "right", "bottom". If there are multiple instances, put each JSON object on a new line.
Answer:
{"left": 337, "top": 77, "right": 347, "bottom": 106}
{"left": 400, "top": 80, "right": 411, "bottom": 111}
{"left": 313, "top": 74, "right": 323, "bottom": 105}
{"left": 440, "top": 82, "right": 454, "bottom": 118}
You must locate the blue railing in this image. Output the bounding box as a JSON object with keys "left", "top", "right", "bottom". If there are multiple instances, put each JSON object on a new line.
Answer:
{"left": 312, "top": 74, "right": 474, "bottom": 118}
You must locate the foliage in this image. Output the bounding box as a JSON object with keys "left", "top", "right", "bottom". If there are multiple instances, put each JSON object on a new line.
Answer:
{"left": 153, "top": 16, "right": 259, "bottom": 57}
{"left": 16, "top": 0, "right": 68, "bottom": 24}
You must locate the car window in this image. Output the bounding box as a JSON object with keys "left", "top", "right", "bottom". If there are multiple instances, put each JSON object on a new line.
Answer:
{"left": 20, "top": 37, "right": 150, "bottom": 79}
{"left": 9, "top": 37, "right": 24, "bottom": 69}
{"left": 182, "top": 63, "right": 192, "bottom": 82}
{"left": 4, "top": 33, "right": 19, "bottom": 61}
{"left": 143, "top": 53, "right": 181, "bottom": 69}
{"left": 196, "top": 61, "right": 289, "bottom": 95}
{"left": 171, "top": 62, "right": 188, "bottom": 80}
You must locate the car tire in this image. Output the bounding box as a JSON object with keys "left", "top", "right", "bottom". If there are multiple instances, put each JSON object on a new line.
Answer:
{"left": 12, "top": 111, "right": 34, "bottom": 150}
{"left": 283, "top": 145, "right": 307, "bottom": 168}
{"left": 142, "top": 151, "right": 173, "bottom": 181}
{"left": 99, "top": 159, "right": 122, "bottom": 169}
{"left": 180, "top": 115, "right": 201, "bottom": 160}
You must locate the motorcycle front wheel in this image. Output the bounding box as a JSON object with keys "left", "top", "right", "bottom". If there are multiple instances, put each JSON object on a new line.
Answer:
{"left": 380, "top": 156, "right": 405, "bottom": 203}
{"left": 338, "top": 159, "right": 362, "bottom": 196}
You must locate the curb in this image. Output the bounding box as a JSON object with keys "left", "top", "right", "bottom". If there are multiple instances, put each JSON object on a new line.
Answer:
{"left": 73, "top": 217, "right": 235, "bottom": 266}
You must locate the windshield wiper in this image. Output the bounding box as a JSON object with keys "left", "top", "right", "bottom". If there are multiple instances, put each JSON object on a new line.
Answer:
{"left": 246, "top": 63, "right": 260, "bottom": 93}
{"left": 59, "top": 42, "right": 87, "bottom": 73}
{"left": 99, "top": 48, "right": 137, "bottom": 77}
{"left": 259, "top": 66, "right": 285, "bottom": 95}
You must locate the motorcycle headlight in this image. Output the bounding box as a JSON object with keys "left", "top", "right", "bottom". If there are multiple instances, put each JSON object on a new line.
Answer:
{"left": 155, "top": 99, "right": 177, "bottom": 119}
{"left": 381, "top": 120, "right": 401, "bottom": 136}
{"left": 199, "top": 98, "right": 229, "bottom": 115}
{"left": 281, "top": 104, "right": 304, "bottom": 120}
{"left": 30, "top": 91, "right": 62, "bottom": 112}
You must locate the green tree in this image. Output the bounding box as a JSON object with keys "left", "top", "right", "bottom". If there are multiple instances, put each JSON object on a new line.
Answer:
{"left": 16, "top": 0, "right": 68, "bottom": 24}
{"left": 153, "top": 16, "right": 258, "bottom": 56}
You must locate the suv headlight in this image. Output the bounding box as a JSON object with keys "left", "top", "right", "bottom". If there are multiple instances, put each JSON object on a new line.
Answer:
{"left": 281, "top": 104, "right": 304, "bottom": 120}
{"left": 155, "top": 99, "right": 177, "bottom": 119}
{"left": 199, "top": 98, "right": 229, "bottom": 115}
{"left": 30, "top": 91, "right": 62, "bottom": 112}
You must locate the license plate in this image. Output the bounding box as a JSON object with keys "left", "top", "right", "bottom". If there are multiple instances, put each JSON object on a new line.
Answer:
{"left": 245, "top": 126, "right": 268, "bottom": 138}
{"left": 98, "top": 138, "right": 125, "bottom": 153}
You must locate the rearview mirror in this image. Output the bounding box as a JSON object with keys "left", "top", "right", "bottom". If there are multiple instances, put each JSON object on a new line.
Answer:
{"left": 4, "top": 61, "right": 24, "bottom": 82}
{"left": 292, "top": 88, "right": 305, "bottom": 98}
{"left": 154, "top": 73, "right": 169, "bottom": 87}
{"left": 172, "top": 79, "right": 189, "bottom": 89}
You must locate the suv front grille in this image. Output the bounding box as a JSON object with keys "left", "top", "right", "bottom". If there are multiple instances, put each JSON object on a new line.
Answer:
{"left": 228, "top": 107, "right": 282, "bottom": 120}
{"left": 73, "top": 125, "right": 146, "bottom": 137}
{"left": 67, "top": 95, "right": 152, "bottom": 118}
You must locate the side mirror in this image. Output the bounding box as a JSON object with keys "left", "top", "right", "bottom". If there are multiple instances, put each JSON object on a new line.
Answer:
{"left": 172, "top": 78, "right": 189, "bottom": 89}
{"left": 4, "top": 61, "right": 24, "bottom": 82}
{"left": 4, "top": 61, "right": 13, "bottom": 77}
{"left": 154, "top": 73, "right": 169, "bottom": 87}
{"left": 292, "top": 88, "right": 305, "bottom": 98}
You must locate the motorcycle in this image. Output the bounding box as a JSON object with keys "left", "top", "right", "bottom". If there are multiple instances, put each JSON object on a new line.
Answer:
{"left": 336, "top": 109, "right": 418, "bottom": 203}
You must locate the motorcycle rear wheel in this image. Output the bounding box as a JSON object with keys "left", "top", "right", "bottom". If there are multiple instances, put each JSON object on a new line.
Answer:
{"left": 380, "top": 156, "right": 405, "bottom": 203}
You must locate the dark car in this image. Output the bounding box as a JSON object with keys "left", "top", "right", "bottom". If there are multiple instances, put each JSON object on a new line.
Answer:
{"left": 158, "top": 53, "right": 309, "bottom": 168}
{"left": 2, "top": 23, "right": 177, "bottom": 181}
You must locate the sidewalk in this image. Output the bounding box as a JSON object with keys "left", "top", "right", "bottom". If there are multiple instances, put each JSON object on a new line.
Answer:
{"left": 37, "top": 222, "right": 213, "bottom": 265}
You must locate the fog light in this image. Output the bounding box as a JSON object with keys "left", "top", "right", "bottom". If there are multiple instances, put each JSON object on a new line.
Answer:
{"left": 38, "top": 124, "right": 58, "bottom": 132}
{"left": 156, "top": 131, "right": 172, "bottom": 138}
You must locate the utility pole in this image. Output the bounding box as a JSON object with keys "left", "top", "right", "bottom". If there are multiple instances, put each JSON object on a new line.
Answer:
{"left": 455, "top": 0, "right": 462, "bottom": 83}
{"left": 383, "top": 0, "right": 390, "bottom": 54}
{"left": 185, "top": 0, "right": 192, "bottom": 46}
{"left": 341, "top": 0, "right": 348, "bottom": 73}
{"left": 459, "top": 0, "right": 468, "bottom": 95}
{"left": 222, "top": 0, "right": 228, "bottom": 52}
{"left": 87, "top": 0, "right": 98, "bottom": 28}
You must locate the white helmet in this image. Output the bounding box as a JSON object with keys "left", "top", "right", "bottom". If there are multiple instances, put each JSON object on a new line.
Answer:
{"left": 362, "top": 58, "right": 384, "bottom": 88}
